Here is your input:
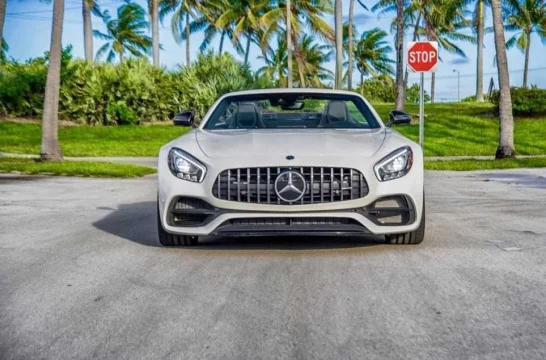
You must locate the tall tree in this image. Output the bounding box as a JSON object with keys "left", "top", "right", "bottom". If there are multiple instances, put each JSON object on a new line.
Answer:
{"left": 347, "top": 0, "right": 368, "bottom": 91}
{"left": 160, "top": 0, "right": 203, "bottom": 66}
{"left": 473, "top": 0, "right": 487, "bottom": 101}
{"left": 491, "top": 0, "right": 515, "bottom": 158}
{"left": 257, "top": 34, "right": 288, "bottom": 86}
{"left": 299, "top": 34, "right": 334, "bottom": 87}
{"left": 215, "top": 0, "right": 270, "bottom": 66}
{"left": 394, "top": 0, "right": 404, "bottom": 110}
{"left": 504, "top": 0, "right": 546, "bottom": 88}
{"left": 416, "top": 0, "right": 474, "bottom": 103}
{"left": 335, "top": 0, "right": 343, "bottom": 89}
{"left": 94, "top": 2, "right": 152, "bottom": 62}
{"left": 262, "top": 0, "right": 334, "bottom": 87}
{"left": 82, "top": 0, "right": 94, "bottom": 62}
{"left": 354, "top": 27, "right": 395, "bottom": 93}
{"left": 287, "top": 0, "right": 293, "bottom": 87}
{"left": 41, "top": 0, "right": 65, "bottom": 161}
{"left": 0, "top": 0, "right": 6, "bottom": 50}
{"left": 150, "top": 0, "right": 160, "bottom": 66}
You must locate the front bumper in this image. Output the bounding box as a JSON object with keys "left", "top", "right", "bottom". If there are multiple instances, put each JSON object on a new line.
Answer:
{"left": 157, "top": 150, "right": 424, "bottom": 237}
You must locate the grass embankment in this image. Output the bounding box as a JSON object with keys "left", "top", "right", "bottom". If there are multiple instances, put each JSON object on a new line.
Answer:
{"left": 424, "top": 157, "right": 546, "bottom": 171}
{"left": 374, "top": 102, "right": 546, "bottom": 157}
{"left": 0, "top": 158, "right": 156, "bottom": 178}
{"left": 1, "top": 103, "right": 545, "bottom": 157}
{"left": 0, "top": 121, "right": 189, "bottom": 157}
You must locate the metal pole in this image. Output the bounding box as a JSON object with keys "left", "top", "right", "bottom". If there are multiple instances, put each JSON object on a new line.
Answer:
{"left": 419, "top": 73, "right": 425, "bottom": 147}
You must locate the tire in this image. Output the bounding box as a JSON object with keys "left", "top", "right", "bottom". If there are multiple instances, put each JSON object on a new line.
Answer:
{"left": 157, "top": 202, "right": 198, "bottom": 246}
{"left": 385, "top": 199, "right": 425, "bottom": 245}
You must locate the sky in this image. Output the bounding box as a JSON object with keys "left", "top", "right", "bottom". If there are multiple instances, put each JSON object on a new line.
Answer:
{"left": 4, "top": 0, "right": 546, "bottom": 102}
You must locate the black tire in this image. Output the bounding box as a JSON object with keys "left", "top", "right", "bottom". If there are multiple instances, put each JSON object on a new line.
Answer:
{"left": 157, "top": 202, "right": 198, "bottom": 246}
{"left": 385, "top": 199, "right": 426, "bottom": 245}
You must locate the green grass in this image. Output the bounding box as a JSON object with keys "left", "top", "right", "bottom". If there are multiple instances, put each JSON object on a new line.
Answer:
{"left": 425, "top": 157, "right": 546, "bottom": 171}
{"left": 374, "top": 103, "right": 546, "bottom": 157}
{"left": 1, "top": 103, "right": 546, "bottom": 157}
{"left": 0, "top": 122, "right": 189, "bottom": 157}
{"left": 0, "top": 158, "right": 157, "bottom": 178}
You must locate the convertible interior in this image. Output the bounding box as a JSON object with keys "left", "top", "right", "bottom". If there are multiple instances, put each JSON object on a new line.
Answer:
{"left": 213, "top": 100, "right": 370, "bottom": 130}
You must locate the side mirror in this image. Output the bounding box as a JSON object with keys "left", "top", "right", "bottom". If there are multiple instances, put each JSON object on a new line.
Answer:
{"left": 387, "top": 110, "right": 412, "bottom": 127}
{"left": 173, "top": 111, "right": 195, "bottom": 127}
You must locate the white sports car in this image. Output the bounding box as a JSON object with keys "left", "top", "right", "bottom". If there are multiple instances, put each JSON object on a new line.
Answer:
{"left": 157, "top": 89, "right": 425, "bottom": 246}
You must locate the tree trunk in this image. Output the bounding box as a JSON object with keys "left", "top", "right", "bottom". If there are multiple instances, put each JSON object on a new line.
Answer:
{"left": 41, "top": 0, "right": 64, "bottom": 161}
{"left": 491, "top": 0, "right": 515, "bottom": 159}
{"left": 395, "top": 0, "right": 405, "bottom": 110}
{"left": 185, "top": 12, "right": 190, "bottom": 66}
{"left": 523, "top": 31, "right": 530, "bottom": 88}
{"left": 219, "top": 30, "right": 225, "bottom": 54}
{"left": 151, "top": 0, "right": 160, "bottom": 66}
{"left": 475, "top": 0, "right": 484, "bottom": 101}
{"left": 292, "top": 32, "right": 306, "bottom": 87}
{"left": 334, "top": 0, "right": 343, "bottom": 89}
{"left": 0, "top": 0, "right": 7, "bottom": 45}
{"left": 244, "top": 33, "right": 251, "bottom": 65}
{"left": 286, "top": 0, "right": 293, "bottom": 88}
{"left": 82, "top": 0, "right": 93, "bottom": 62}
{"left": 404, "top": 11, "right": 422, "bottom": 89}
{"left": 347, "top": 0, "right": 355, "bottom": 91}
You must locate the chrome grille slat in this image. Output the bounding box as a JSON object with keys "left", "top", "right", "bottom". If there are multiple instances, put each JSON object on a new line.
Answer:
{"left": 212, "top": 167, "right": 368, "bottom": 205}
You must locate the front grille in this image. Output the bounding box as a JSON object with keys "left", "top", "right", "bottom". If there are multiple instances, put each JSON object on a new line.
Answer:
{"left": 168, "top": 197, "right": 216, "bottom": 227}
{"left": 212, "top": 167, "right": 368, "bottom": 205}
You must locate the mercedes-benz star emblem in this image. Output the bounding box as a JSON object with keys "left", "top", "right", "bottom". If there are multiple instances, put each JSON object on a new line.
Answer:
{"left": 274, "top": 171, "right": 307, "bottom": 203}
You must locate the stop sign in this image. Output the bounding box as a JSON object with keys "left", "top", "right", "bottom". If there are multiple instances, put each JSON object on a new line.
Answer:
{"left": 407, "top": 41, "right": 438, "bottom": 72}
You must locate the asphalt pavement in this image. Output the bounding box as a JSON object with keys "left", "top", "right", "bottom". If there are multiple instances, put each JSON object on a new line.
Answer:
{"left": 1, "top": 170, "right": 546, "bottom": 359}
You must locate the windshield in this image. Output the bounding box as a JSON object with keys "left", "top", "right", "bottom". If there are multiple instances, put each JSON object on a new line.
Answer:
{"left": 203, "top": 93, "right": 381, "bottom": 130}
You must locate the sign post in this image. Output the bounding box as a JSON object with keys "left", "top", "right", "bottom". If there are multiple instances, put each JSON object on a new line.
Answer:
{"left": 407, "top": 41, "right": 438, "bottom": 147}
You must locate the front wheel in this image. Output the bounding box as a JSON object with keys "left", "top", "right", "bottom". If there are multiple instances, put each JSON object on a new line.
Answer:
{"left": 385, "top": 199, "right": 425, "bottom": 245}
{"left": 157, "top": 202, "right": 198, "bottom": 246}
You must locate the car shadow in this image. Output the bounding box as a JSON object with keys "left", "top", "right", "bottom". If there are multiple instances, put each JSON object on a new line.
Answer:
{"left": 92, "top": 201, "right": 385, "bottom": 250}
{"left": 475, "top": 172, "right": 546, "bottom": 189}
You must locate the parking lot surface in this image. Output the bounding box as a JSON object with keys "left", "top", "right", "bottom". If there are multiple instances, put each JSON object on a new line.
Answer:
{"left": 1, "top": 170, "right": 546, "bottom": 359}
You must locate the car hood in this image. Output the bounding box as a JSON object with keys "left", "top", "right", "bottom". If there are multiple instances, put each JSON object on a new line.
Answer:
{"left": 195, "top": 128, "right": 386, "bottom": 159}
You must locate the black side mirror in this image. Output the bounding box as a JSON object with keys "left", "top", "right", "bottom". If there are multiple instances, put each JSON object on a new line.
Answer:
{"left": 387, "top": 110, "right": 412, "bottom": 127}
{"left": 173, "top": 111, "right": 195, "bottom": 127}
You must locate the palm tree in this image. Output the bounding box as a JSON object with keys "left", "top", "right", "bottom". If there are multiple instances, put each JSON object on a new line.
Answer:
{"left": 150, "top": 0, "right": 160, "bottom": 66}
{"left": 262, "top": 0, "right": 334, "bottom": 87}
{"left": 504, "top": 0, "right": 546, "bottom": 88}
{"left": 192, "top": 1, "right": 233, "bottom": 54}
{"left": 395, "top": 0, "right": 404, "bottom": 110}
{"left": 491, "top": 0, "right": 515, "bottom": 158}
{"left": 354, "top": 28, "right": 395, "bottom": 94}
{"left": 41, "top": 0, "right": 65, "bottom": 161}
{"left": 159, "top": 0, "right": 204, "bottom": 66}
{"left": 82, "top": 0, "right": 102, "bottom": 62}
{"left": 473, "top": 0, "right": 488, "bottom": 101}
{"left": 214, "top": 0, "right": 272, "bottom": 66}
{"left": 287, "top": 0, "right": 293, "bottom": 87}
{"left": 416, "top": 0, "right": 475, "bottom": 102}
{"left": 0, "top": 0, "right": 7, "bottom": 51}
{"left": 347, "top": 0, "right": 368, "bottom": 91}
{"left": 94, "top": 2, "right": 152, "bottom": 63}
{"left": 299, "top": 34, "right": 334, "bottom": 87}
{"left": 257, "top": 34, "right": 288, "bottom": 86}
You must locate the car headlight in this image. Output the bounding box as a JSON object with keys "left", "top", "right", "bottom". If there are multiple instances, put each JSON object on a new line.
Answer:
{"left": 374, "top": 146, "right": 413, "bottom": 181}
{"left": 168, "top": 148, "right": 206, "bottom": 182}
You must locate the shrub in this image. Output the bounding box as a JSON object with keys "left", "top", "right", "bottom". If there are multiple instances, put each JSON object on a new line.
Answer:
{"left": 406, "top": 83, "right": 431, "bottom": 104}
{"left": 1, "top": 50, "right": 273, "bottom": 125}
{"left": 490, "top": 86, "right": 546, "bottom": 117}
{"left": 358, "top": 76, "right": 395, "bottom": 102}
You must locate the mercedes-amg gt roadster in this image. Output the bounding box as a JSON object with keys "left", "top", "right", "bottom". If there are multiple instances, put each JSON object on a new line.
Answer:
{"left": 157, "top": 89, "right": 425, "bottom": 246}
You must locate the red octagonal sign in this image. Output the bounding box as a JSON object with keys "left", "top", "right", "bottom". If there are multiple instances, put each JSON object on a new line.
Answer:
{"left": 408, "top": 41, "right": 438, "bottom": 73}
